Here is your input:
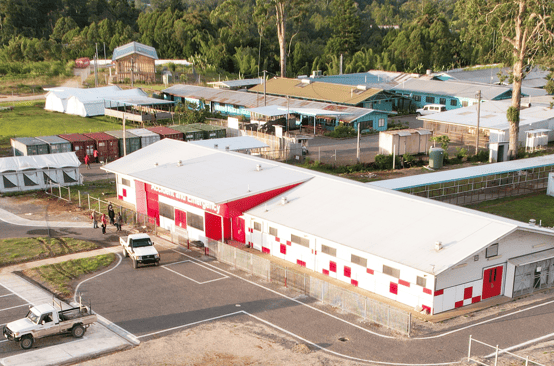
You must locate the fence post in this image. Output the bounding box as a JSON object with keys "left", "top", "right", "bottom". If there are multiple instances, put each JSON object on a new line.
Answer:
{"left": 494, "top": 345, "right": 499, "bottom": 366}
{"left": 88, "top": 194, "right": 91, "bottom": 210}
{"left": 58, "top": 184, "right": 61, "bottom": 198}
{"left": 364, "top": 298, "right": 367, "bottom": 319}
{"left": 78, "top": 190, "right": 81, "bottom": 207}
{"left": 525, "top": 356, "right": 529, "bottom": 366}
{"left": 284, "top": 267, "right": 287, "bottom": 288}
{"left": 98, "top": 197, "right": 101, "bottom": 213}
{"left": 467, "top": 335, "right": 472, "bottom": 361}
{"left": 68, "top": 186, "right": 71, "bottom": 201}
{"left": 408, "top": 312, "right": 411, "bottom": 336}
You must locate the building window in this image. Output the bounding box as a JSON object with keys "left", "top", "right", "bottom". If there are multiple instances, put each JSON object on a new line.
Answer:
{"left": 462, "top": 101, "right": 468, "bottom": 107}
{"left": 450, "top": 99, "right": 457, "bottom": 106}
{"left": 416, "top": 276, "right": 426, "bottom": 287}
{"left": 158, "top": 202, "right": 175, "bottom": 220}
{"left": 426, "top": 96, "right": 435, "bottom": 103}
{"left": 351, "top": 254, "right": 367, "bottom": 267}
{"left": 121, "top": 178, "right": 130, "bottom": 186}
{"left": 439, "top": 98, "right": 446, "bottom": 105}
{"left": 383, "top": 265, "right": 400, "bottom": 278}
{"left": 486, "top": 243, "right": 499, "bottom": 258}
{"left": 378, "top": 118, "right": 385, "bottom": 127}
{"left": 321, "top": 244, "right": 336, "bottom": 257}
{"left": 413, "top": 95, "right": 421, "bottom": 102}
{"left": 269, "top": 227, "right": 278, "bottom": 237}
{"left": 253, "top": 222, "right": 261, "bottom": 231}
{"left": 291, "top": 234, "right": 309, "bottom": 248}
{"left": 187, "top": 212, "right": 204, "bottom": 231}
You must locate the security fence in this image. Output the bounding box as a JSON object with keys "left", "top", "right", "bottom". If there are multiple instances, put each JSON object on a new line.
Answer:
{"left": 205, "top": 240, "right": 411, "bottom": 335}
{"left": 468, "top": 335, "right": 546, "bottom": 366}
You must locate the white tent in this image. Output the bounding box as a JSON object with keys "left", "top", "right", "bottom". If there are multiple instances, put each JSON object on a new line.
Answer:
{"left": 44, "top": 86, "right": 149, "bottom": 117}
{"left": 0, "top": 152, "right": 82, "bottom": 193}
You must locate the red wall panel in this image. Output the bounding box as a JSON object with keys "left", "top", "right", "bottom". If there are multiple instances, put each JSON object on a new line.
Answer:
{"left": 145, "top": 184, "right": 159, "bottom": 225}
{"left": 135, "top": 181, "right": 147, "bottom": 214}
{"left": 223, "top": 217, "right": 232, "bottom": 240}
{"left": 205, "top": 212, "right": 222, "bottom": 241}
{"left": 232, "top": 216, "right": 245, "bottom": 243}
{"left": 175, "top": 209, "right": 187, "bottom": 228}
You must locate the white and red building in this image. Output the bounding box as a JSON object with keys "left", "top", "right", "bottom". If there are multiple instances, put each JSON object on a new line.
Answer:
{"left": 103, "top": 139, "right": 554, "bottom": 315}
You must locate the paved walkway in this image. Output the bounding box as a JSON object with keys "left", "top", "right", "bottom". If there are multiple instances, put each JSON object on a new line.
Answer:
{"left": 0, "top": 208, "right": 90, "bottom": 228}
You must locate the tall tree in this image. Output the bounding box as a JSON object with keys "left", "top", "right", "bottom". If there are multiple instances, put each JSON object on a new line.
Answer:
{"left": 255, "top": 0, "right": 308, "bottom": 77}
{"left": 463, "top": 0, "right": 554, "bottom": 159}
{"left": 325, "top": 0, "right": 361, "bottom": 57}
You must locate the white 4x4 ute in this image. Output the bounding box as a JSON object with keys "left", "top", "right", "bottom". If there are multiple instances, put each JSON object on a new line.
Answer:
{"left": 416, "top": 104, "right": 446, "bottom": 116}
{"left": 120, "top": 233, "right": 160, "bottom": 268}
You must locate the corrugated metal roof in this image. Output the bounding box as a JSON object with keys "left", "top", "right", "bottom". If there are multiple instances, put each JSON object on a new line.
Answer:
{"left": 163, "top": 85, "right": 387, "bottom": 123}
{"left": 248, "top": 78, "right": 383, "bottom": 105}
{"left": 368, "top": 154, "right": 554, "bottom": 190}
{"left": 83, "top": 132, "right": 118, "bottom": 141}
{"left": 0, "top": 152, "right": 80, "bottom": 173}
{"left": 127, "top": 128, "right": 159, "bottom": 138}
{"left": 104, "top": 130, "right": 140, "bottom": 139}
{"left": 103, "top": 95, "right": 176, "bottom": 107}
{"left": 207, "top": 78, "right": 262, "bottom": 88}
{"left": 36, "top": 136, "right": 72, "bottom": 144}
{"left": 12, "top": 137, "right": 47, "bottom": 146}
{"left": 509, "top": 248, "right": 554, "bottom": 266}
{"left": 441, "top": 66, "right": 548, "bottom": 91}
{"left": 190, "top": 136, "right": 269, "bottom": 151}
{"left": 102, "top": 139, "right": 312, "bottom": 204}
{"left": 146, "top": 126, "right": 182, "bottom": 136}
{"left": 102, "top": 138, "right": 554, "bottom": 275}
{"left": 247, "top": 105, "right": 288, "bottom": 117}
{"left": 59, "top": 134, "right": 94, "bottom": 143}
{"left": 246, "top": 174, "right": 553, "bottom": 275}
{"left": 112, "top": 41, "right": 158, "bottom": 61}
{"left": 304, "top": 70, "right": 417, "bottom": 88}
{"left": 418, "top": 100, "right": 554, "bottom": 131}
{"left": 392, "top": 79, "right": 517, "bottom": 100}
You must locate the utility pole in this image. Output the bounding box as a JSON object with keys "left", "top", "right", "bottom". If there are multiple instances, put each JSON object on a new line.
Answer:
{"left": 286, "top": 95, "right": 290, "bottom": 133}
{"left": 103, "top": 42, "right": 106, "bottom": 61}
{"left": 94, "top": 43, "right": 98, "bottom": 87}
{"left": 263, "top": 70, "right": 267, "bottom": 106}
{"left": 356, "top": 123, "right": 360, "bottom": 163}
{"left": 475, "top": 90, "right": 481, "bottom": 155}
{"left": 130, "top": 57, "right": 135, "bottom": 88}
{"left": 122, "top": 113, "right": 127, "bottom": 156}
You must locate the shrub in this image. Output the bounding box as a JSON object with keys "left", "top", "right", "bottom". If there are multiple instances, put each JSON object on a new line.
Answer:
{"left": 324, "top": 125, "right": 357, "bottom": 138}
{"left": 374, "top": 154, "right": 394, "bottom": 170}
{"left": 455, "top": 147, "right": 468, "bottom": 161}
{"left": 468, "top": 150, "right": 489, "bottom": 162}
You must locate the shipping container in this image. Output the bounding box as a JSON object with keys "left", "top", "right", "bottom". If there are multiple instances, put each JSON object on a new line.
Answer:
{"left": 188, "top": 123, "right": 227, "bottom": 139}
{"left": 168, "top": 125, "right": 204, "bottom": 141}
{"left": 10, "top": 137, "right": 50, "bottom": 156}
{"left": 36, "top": 135, "right": 72, "bottom": 154}
{"left": 146, "top": 126, "right": 184, "bottom": 141}
{"left": 83, "top": 132, "right": 120, "bottom": 162}
{"left": 104, "top": 130, "right": 141, "bottom": 157}
{"left": 58, "top": 134, "right": 96, "bottom": 163}
{"left": 127, "top": 128, "right": 160, "bottom": 148}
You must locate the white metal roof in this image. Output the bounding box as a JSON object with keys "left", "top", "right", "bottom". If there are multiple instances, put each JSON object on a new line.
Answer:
{"left": 189, "top": 136, "right": 269, "bottom": 151}
{"left": 509, "top": 248, "right": 554, "bottom": 266}
{"left": 208, "top": 78, "right": 262, "bottom": 88}
{"left": 102, "top": 139, "right": 312, "bottom": 204}
{"left": 247, "top": 105, "right": 288, "bottom": 117}
{"left": 127, "top": 128, "right": 159, "bottom": 137}
{"left": 392, "top": 79, "right": 516, "bottom": 100}
{"left": 246, "top": 174, "right": 554, "bottom": 275}
{"left": 0, "top": 152, "right": 80, "bottom": 173}
{"left": 368, "top": 154, "right": 554, "bottom": 190}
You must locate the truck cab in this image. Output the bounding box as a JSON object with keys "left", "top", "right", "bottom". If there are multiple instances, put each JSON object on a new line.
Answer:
{"left": 120, "top": 233, "right": 160, "bottom": 268}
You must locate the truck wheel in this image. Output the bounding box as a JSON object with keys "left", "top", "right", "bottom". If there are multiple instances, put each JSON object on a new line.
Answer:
{"left": 133, "top": 259, "right": 138, "bottom": 269}
{"left": 72, "top": 324, "right": 85, "bottom": 338}
{"left": 20, "top": 335, "right": 33, "bottom": 349}
{"left": 122, "top": 247, "right": 128, "bottom": 257}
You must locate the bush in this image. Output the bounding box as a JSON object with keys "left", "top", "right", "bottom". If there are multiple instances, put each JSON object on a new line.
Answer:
{"left": 374, "top": 154, "right": 394, "bottom": 170}
{"left": 455, "top": 147, "right": 468, "bottom": 161}
{"left": 468, "top": 150, "right": 489, "bottom": 162}
{"left": 325, "top": 125, "right": 356, "bottom": 138}
{"left": 403, "top": 153, "right": 415, "bottom": 167}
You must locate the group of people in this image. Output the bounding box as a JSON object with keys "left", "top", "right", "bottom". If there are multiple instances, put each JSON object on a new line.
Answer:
{"left": 84, "top": 149, "right": 99, "bottom": 169}
{"left": 91, "top": 203, "right": 123, "bottom": 234}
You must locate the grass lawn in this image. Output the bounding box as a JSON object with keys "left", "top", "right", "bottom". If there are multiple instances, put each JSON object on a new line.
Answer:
{"left": 23, "top": 254, "right": 115, "bottom": 297}
{"left": 0, "top": 237, "right": 98, "bottom": 267}
{"left": 0, "top": 101, "right": 122, "bottom": 140}
{"left": 467, "top": 192, "right": 554, "bottom": 227}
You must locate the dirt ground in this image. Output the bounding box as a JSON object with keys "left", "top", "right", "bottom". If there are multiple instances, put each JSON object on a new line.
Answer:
{"left": 0, "top": 193, "right": 90, "bottom": 223}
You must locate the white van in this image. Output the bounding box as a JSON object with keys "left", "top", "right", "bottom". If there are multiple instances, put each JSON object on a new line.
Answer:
{"left": 416, "top": 104, "right": 446, "bottom": 116}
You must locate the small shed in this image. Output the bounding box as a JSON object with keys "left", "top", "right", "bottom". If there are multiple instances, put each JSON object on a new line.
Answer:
{"left": 59, "top": 134, "right": 96, "bottom": 163}
{"left": 104, "top": 130, "right": 141, "bottom": 157}
{"left": 146, "top": 126, "right": 184, "bottom": 141}
{"left": 10, "top": 138, "right": 49, "bottom": 156}
{"left": 83, "top": 132, "right": 120, "bottom": 163}
{"left": 378, "top": 128, "right": 432, "bottom": 155}
{"left": 36, "top": 135, "right": 72, "bottom": 154}
{"left": 0, "top": 152, "right": 81, "bottom": 193}
{"left": 127, "top": 128, "right": 160, "bottom": 148}
{"left": 188, "top": 123, "right": 227, "bottom": 139}
{"left": 168, "top": 125, "right": 205, "bottom": 141}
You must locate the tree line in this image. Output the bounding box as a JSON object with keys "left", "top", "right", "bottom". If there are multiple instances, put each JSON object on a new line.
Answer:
{"left": 0, "top": 0, "right": 538, "bottom": 78}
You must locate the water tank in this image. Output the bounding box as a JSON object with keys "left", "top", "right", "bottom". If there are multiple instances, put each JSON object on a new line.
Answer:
{"left": 429, "top": 147, "right": 444, "bottom": 169}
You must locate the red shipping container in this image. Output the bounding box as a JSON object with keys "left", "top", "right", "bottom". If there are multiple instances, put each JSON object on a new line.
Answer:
{"left": 58, "top": 134, "right": 95, "bottom": 163}
{"left": 146, "top": 126, "right": 184, "bottom": 141}
{"left": 83, "top": 132, "right": 120, "bottom": 163}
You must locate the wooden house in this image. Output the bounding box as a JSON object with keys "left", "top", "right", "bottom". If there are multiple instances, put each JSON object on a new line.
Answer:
{"left": 111, "top": 42, "right": 158, "bottom": 84}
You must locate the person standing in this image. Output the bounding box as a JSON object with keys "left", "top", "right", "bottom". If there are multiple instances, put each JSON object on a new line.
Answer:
{"left": 101, "top": 213, "right": 107, "bottom": 234}
{"left": 108, "top": 203, "right": 115, "bottom": 225}
{"left": 116, "top": 212, "right": 123, "bottom": 231}
{"left": 84, "top": 154, "right": 90, "bottom": 169}
{"left": 91, "top": 211, "right": 98, "bottom": 229}
{"left": 93, "top": 149, "right": 99, "bottom": 163}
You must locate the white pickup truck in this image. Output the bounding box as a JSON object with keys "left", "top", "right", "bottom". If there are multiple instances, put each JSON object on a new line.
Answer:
{"left": 120, "top": 233, "right": 160, "bottom": 268}
{"left": 2, "top": 300, "right": 96, "bottom": 349}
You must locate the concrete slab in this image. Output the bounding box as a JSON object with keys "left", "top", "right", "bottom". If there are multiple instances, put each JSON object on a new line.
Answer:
{"left": 0, "top": 208, "right": 90, "bottom": 228}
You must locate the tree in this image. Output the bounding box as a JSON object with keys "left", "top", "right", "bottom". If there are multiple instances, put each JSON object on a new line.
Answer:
{"left": 325, "top": 0, "right": 360, "bottom": 56}
{"left": 255, "top": 0, "right": 308, "bottom": 77}
{"left": 462, "top": 0, "right": 554, "bottom": 159}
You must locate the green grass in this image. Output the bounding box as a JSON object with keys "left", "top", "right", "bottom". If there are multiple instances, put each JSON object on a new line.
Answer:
{"left": 0, "top": 101, "right": 123, "bottom": 141}
{"left": 25, "top": 254, "right": 115, "bottom": 297}
{"left": 0, "top": 237, "right": 98, "bottom": 267}
{"left": 467, "top": 193, "right": 554, "bottom": 227}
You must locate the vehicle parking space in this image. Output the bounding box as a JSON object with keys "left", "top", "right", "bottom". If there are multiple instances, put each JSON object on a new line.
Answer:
{"left": 162, "top": 260, "right": 228, "bottom": 284}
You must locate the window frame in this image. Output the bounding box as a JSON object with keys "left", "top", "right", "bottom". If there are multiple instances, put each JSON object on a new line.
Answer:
{"left": 486, "top": 243, "right": 499, "bottom": 258}
{"left": 158, "top": 202, "right": 175, "bottom": 220}
{"left": 186, "top": 211, "right": 204, "bottom": 231}
{"left": 253, "top": 222, "right": 262, "bottom": 232}
{"left": 378, "top": 118, "right": 385, "bottom": 127}
{"left": 383, "top": 265, "right": 400, "bottom": 278}
{"left": 426, "top": 96, "right": 435, "bottom": 103}
{"left": 269, "top": 227, "right": 278, "bottom": 237}
{"left": 321, "top": 244, "right": 337, "bottom": 257}
{"left": 413, "top": 95, "right": 421, "bottom": 102}
{"left": 351, "top": 254, "right": 367, "bottom": 267}
{"left": 291, "top": 234, "right": 309, "bottom": 248}
{"left": 450, "top": 99, "right": 457, "bottom": 106}
{"left": 439, "top": 97, "right": 446, "bottom": 105}
{"left": 416, "top": 276, "right": 427, "bottom": 288}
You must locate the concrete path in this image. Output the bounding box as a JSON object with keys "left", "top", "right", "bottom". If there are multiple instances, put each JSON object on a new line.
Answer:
{"left": 0, "top": 208, "right": 90, "bottom": 228}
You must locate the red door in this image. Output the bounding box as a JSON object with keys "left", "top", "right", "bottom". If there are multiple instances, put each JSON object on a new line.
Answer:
{"left": 482, "top": 266, "right": 503, "bottom": 299}
{"left": 232, "top": 217, "right": 245, "bottom": 243}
